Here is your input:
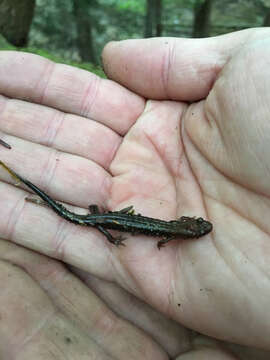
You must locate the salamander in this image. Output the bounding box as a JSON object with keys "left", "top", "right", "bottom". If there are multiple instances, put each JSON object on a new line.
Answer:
{"left": 0, "top": 160, "right": 213, "bottom": 248}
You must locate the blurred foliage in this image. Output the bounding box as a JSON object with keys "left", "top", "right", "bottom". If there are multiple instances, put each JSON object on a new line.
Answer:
{"left": 0, "top": 41, "right": 105, "bottom": 78}
{"left": 21, "top": 47, "right": 106, "bottom": 77}
{"left": 0, "top": 0, "right": 267, "bottom": 74}
{"left": 0, "top": 34, "right": 13, "bottom": 48}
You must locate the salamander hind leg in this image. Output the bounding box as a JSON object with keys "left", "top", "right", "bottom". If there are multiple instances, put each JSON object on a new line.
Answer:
{"left": 96, "top": 225, "right": 126, "bottom": 247}
{"left": 25, "top": 195, "right": 49, "bottom": 207}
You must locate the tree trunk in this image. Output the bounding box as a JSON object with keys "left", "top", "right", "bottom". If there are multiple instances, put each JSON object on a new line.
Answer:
{"left": 0, "top": 0, "right": 35, "bottom": 47}
{"left": 155, "top": 0, "right": 163, "bottom": 37}
{"left": 73, "top": 0, "right": 97, "bottom": 64}
{"left": 144, "top": 0, "right": 155, "bottom": 37}
{"left": 263, "top": 9, "right": 270, "bottom": 26}
{"left": 193, "top": 0, "right": 213, "bottom": 38}
{"left": 145, "top": 0, "right": 163, "bottom": 38}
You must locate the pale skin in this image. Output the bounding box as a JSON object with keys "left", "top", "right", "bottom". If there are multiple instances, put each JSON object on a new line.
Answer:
{"left": 0, "top": 27, "right": 270, "bottom": 359}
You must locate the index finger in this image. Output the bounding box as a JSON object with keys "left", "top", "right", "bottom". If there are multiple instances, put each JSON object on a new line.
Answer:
{"left": 0, "top": 51, "right": 145, "bottom": 134}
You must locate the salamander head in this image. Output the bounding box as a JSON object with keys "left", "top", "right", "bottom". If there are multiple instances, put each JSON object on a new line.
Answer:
{"left": 179, "top": 216, "right": 213, "bottom": 237}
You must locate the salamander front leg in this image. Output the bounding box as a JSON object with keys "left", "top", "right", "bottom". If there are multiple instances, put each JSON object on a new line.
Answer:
{"left": 157, "top": 236, "right": 175, "bottom": 250}
{"left": 118, "top": 205, "right": 135, "bottom": 214}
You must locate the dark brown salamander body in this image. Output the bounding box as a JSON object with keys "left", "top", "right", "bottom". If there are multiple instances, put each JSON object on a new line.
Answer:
{"left": 0, "top": 161, "right": 213, "bottom": 248}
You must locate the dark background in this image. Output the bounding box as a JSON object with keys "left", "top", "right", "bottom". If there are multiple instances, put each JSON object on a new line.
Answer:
{"left": 0, "top": 0, "right": 268, "bottom": 74}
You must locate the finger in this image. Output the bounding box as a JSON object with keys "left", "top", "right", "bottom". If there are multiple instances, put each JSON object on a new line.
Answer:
{"left": 0, "top": 51, "right": 145, "bottom": 134}
{"left": 0, "top": 95, "right": 121, "bottom": 169}
{"left": 0, "top": 240, "right": 166, "bottom": 360}
{"left": 0, "top": 139, "right": 111, "bottom": 207}
{"left": 102, "top": 28, "right": 270, "bottom": 101}
{"left": 0, "top": 247, "right": 109, "bottom": 359}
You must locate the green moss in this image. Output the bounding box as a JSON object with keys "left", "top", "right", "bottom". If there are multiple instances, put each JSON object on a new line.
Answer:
{"left": 0, "top": 44, "right": 105, "bottom": 78}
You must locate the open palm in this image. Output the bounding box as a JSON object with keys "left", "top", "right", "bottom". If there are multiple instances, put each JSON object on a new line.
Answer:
{"left": 1, "top": 28, "right": 270, "bottom": 352}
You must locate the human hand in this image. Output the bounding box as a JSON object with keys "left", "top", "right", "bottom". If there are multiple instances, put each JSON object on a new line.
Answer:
{"left": 0, "top": 239, "right": 187, "bottom": 359}
{"left": 0, "top": 51, "right": 196, "bottom": 359}
{"left": 101, "top": 27, "right": 270, "bottom": 350}
{"left": 0, "top": 26, "right": 270, "bottom": 352}
{"left": 4, "top": 240, "right": 269, "bottom": 360}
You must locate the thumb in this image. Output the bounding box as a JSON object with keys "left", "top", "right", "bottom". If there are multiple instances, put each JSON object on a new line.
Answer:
{"left": 102, "top": 28, "right": 269, "bottom": 101}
